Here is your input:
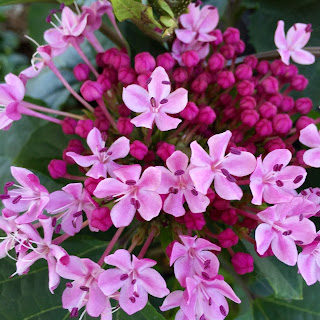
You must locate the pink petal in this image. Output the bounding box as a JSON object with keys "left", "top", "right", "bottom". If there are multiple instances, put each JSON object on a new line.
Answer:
{"left": 250, "top": 155, "right": 265, "bottom": 180}
{"left": 61, "top": 283, "right": 85, "bottom": 310}
{"left": 298, "top": 251, "right": 318, "bottom": 285}
{"left": 45, "top": 190, "right": 74, "bottom": 213}
{"left": 4, "top": 73, "right": 25, "bottom": 101}
{"left": 300, "top": 124, "right": 320, "bottom": 148}
{"left": 108, "top": 136, "right": 130, "bottom": 161}
{"left": 111, "top": 196, "right": 136, "bottom": 227}
{"left": 0, "top": 113, "right": 13, "bottom": 130}
{"left": 207, "top": 279, "right": 241, "bottom": 303}
{"left": 44, "top": 28, "right": 65, "bottom": 48}
{"left": 197, "top": 6, "right": 219, "bottom": 34}
{"left": 170, "top": 242, "right": 188, "bottom": 265}
{"left": 174, "top": 256, "right": 192, "bottom": 287}
{"left": 250, "top": 180, "right": 264, "bottom": 205}
{"left": 94, "top": 178, "right": 129, "bottom": 198}
{"left": 122, "top": 85, "right": 150, "bottom": 113}
{"left": 113, "top": 164, "right": 141, "bottom": 183}
{"left": 16, "top": 251, "right": 41, "bottom": 275}
{"left": 87, "top": 281, "right": 107, "bottom": 317}
{"left": 160, "top": 88, "right": 188, "bottom": 114}
{"left": 100, "top": 299, "right": 113, "bottom": 320}
{"left": 291, "top": 49, "right": 315, "bottom": 65}
{"left": 40, "top": 217, "right": 54, "bottom": 244}
{"left": 262, "top": 149, "right": 292, "bottom": 172}
{"left": 138, "top": 167, "right": 161, "bottom": 191}
{"left": 132, "top": 256, "right": 157, "bottom": 271}
{"left": 214, "top": 173, "right": 243, "bottom": 200}
{"left": 197, "top": 33, "right": 216, "bottom": 42}
{"left": 98, "top": 268, "right": 126, "bottom": 296}
{"left": 180, "top": 4, "right": 200, "bottom": 29}
{"left": 274, "top": 20, "right": 287, "bottom": 49}
{"left": 160, "top": 291, "right": 183, "bottom": 311}
{"left": 139, "top": 268, "right": 169, "bottom": 297}
{"left": 66, "top": 153, "right": 98, "bottom": 168}
{"left": 303, "top": 148, "right": 320, "bottom": 168}
{"left": 154, "top": 112, "right": 181, "bottom": 131}
{"left": 86, "top": 127, "right": 104, "bottom": 155}
{"left": 208, "top": 130, "right": 232, "bottom": 163}
{"left": 86, "top": 161, "right": 108, "bottom": 179}
{"left": 190, "top": 141, "right": 212, "bottom": 167}
{"left": 189, "top": 167, "right": 214, "bottom": 195}
{"left": 6, "top": 102, "right": 21, "bottom": 120}
{"left": 166, "top": 151, "right": 189, "bottom": 173}
{"left": 278, "top": 49, "right": 291, "bottom": 65}
{"left": 287, "top": 23, "right": 310, "bottom": 49}
{"left": 156, "top": 167, "right": 178, "bottom": 194}
{"left": 131, "top": 111, "right": 155, "bottom": 129}
{"left": 163, "top": 190, "right": 185, "bottom": 217}
{"left": 255, "top": 223, "right": 276, "bottom": 255}
{"left": 62, "top": 183, "right": 83, "bottom": 200}
{"left": 104, "top": 249, "right": 132, "bottom": 270}
{"left": 175, "top": 29, "right": 197, "bottom": 44}
{"left": 272, "top": 166, "right": 307, "bottom": 189}
{"left": 195, "top": 251, "right": 220, "bottom": 277}
{"left": 222, "top": 151, "right": 256, "bottom": 177}
{"left": 184, "top": 189, "right": 209, "bottom": 213}
{"left": 47, "top": 256, "right": 60, "bottom": 294}
{"left": 10, "top": 166, "right": 34, "bottom": 188}
{"left": 61, "top": 210, "right": 82, "bottom": 236}
{"left": 148, "top": 67, "right": 171, "bottom": 103}
{"left": 137, "top": 190, "right": 162, "bottom": 221}
{"left": 262, "top": 184, "right": 295, "bottom": 204}
{"left": 271, "top": 232, "right": 297, "bottom": 266}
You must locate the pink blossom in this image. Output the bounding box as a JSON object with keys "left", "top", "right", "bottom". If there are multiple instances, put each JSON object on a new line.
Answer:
{"left": 122, "top": 67, "right": 188, "bottom": 131}
{"left": 56, "top": 255, "right": 111, "bottom": 318}
{"left": 274, "top": 20, "right": 315, "bottom": 65}
{"left": 45, "top": 183, "right": 97, "bottom": 236}
{"left": 157, "top": 151, "right": 210, "bottom": 217}
{"left": 2, "top": 167, "right": 49, "bottom": 224}
{"left": 299, "top": 123, "right": 320, "bottom": 168}
{"left": 299, "top": 187, "right": 320, "bottom": 215}
{"left": 175, "top": 3, "right": 219, "bottom": 44}
{"left": 249, "top": 149, "right": 307, "bottom": 205}
{"left": 170, "top": 235, "right": 221, "bottom": 287}
{"left": 190, "top": 130, "right": 256, "bottom": 200}
{"left": 98, "top": 249, "right": 169, "bottom": 315}
{"left": 94, "top": 165, "right": 162, "bottom": 227}
{"left": 67, "top": 127, "right": 130, "bottom": 179}
{"left": 255, "top": 197, "right": 317, "bottom": 266}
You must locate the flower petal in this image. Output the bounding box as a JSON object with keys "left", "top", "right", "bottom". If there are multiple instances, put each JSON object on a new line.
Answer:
{"left": 160, "top": 290, "right": 183, "bottom": 311}
{"left": 163, "top": 190, "right": 185, "bottom": 217}
{"left": 262, "top": 149, "right": 292, "bottom": 172}
{"left": 197, "top": 6, "right": 219, "bottom": 34}
{"left": 175, "top": 29, "right": 197, "bottom": 44}
{"left": 303, "top": 148, "right": 320, "bottom": 168}
{"left": 122, "top": 85, "right": 150, "bottom": 113}
{"left": 300, "top": 124, "right": 320, "bottom": 148}
{"left": 287, "top": 23, "right": 310, "bottom": 49}
{"left": 214, "top": 173, "right": 243, "bottom": 200}
{"left": 255, "top": 223, "right": 276, "bottom": 255}
{"left": 222, "top": 151, "right": 256, "bottom": 177}
{"left": 291, "top": 49, "right": 315, "bottom": 65}
{"left": 137, "top": 190, "right": 162, "bottom": 221}
{"left": 184, "top": 189, "right": 209, "bottom": 213}
{"left": 160, "top": 88, "right": 188, "bottom": 114}
{"left": 66, "top": 153, "right": 98, "bottom": 168}
{"left": 298, "top": 251, "right": 318, "bottom": 285}
{"left": 271, "top": 232, "right": 297, "bottom": 266}
{"left": 208, "top": 131, "right": 232, "bottom": 163}
{"left": 166, "top": 151, "right": 189, "bottom": 173}
{"left": 148, "top": 67, "right": 171, "bottom": 103}
{"left": 98, "top": 268, "right": 126, "bottom": 296}
{"left": 138, "top": 167, "right": 161, "bottom": 191}
{"left": 94, "top": 178, "right": 129, "bottom": 198}
{"left": 274, "top": 20, "right": 287, "bottom": 49}
{"left": 111, "top": 195, "right": 136, "bottom": 227}
{"left": 139, "top": 268, "right": 169, "bottom": 298}
{"left": 108, "top": 136, "right": 130, "bottom": 161}
{"left": 87, "top": 281, "right": 107, "bottom": 317}
{"left": 190, "top": 141, "right": 212, "bottom": 167}
{"left": 131, "top": 111, "right": 155, "bottom": 129}
{"left": 86, "top": 127, "right": 104, "bottom": 155}
{"left": 155, "top": 112, "right": 181, "bottom": 131}
{"left": 189, "top": 167, "right": 215, "bottom": 195}
{"left": 104, "top": 249, "right": 132, "bottom": 270}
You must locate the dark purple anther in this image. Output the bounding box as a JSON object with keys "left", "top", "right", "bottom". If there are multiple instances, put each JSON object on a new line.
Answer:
{"left": 278, "top": 164, "right": 283, "bottom": 171}
{"left": 309, "top": 187, "right": 314, "bottom": 193}
{"left": 60, "top": 3, "right": 65, "bottom": 10}
{"left": 204, "top": 259, "right": 211, "bottom": 268}
{"left": 191, "top": 189, "right": 198, "bottom": 196}
{"left": 133, "top": 291, "right": 139, "bottom": 297}
{"left": 70, "top": 307, "right": 78, "bottom": 318}
{"left": 130, "top": 198, "right": 136, "bottom": 205}
{"left": 301, "top": 190, "right": 308, "bottom": 196}
{"left": 174, "top": 169, "right": 185, "bottom": 176}
{"left": 146, "top": 77, "right": 152, "bottom": 85}
{"left": 208, "top": 5, "right": 216, "bottom": 9}
{"left": 273, "top": 164, "right": 279, "bottom": 171}
{"left": 72, "top": 220, "right": 77, "bottom": 228}
{"left": 107, "top": 151, "right": 113, "bottom": 155}
{"left": 295, "top": 240, "right": 304, "bottom": 245}
{"left": 52, "top": 217, "right": 57, "bottom": 227}
{"left": 199, "top": 315, "right": 206, "bottom": 320}
{"left": 55, "top": 224, "right": 62, "bottom": 233}
{"left": 66, "top": 282, "right": 73, "bottom": 288}
{"left": 46, "top": 15, "right": 52, "bottom": 23}
{"left": 162, "top": 81, "right": 170, "bottom": 85}
{"left": 276, "top": 180, "right": 284, "bottom": 187}
{"left": 134, "top": 200, "right": 140, "bottom": 209}
{"left": 150, "top": 97, "right": 156, "bottom": 108}
{"left": 315, "top": 236, "right": 320, "bottom": 241}
{"left": 294, "top": 24, "right": 297, "bottom": 30}
{"left": 305, "top": 24, "right": 312, "bottom": 32}
{"left": 227, "top": 175, "right": 236, "bottom": 182}
{"left": 299, "top": 214, "right": 303, "bottom": 221}
{"left": 129, "top": 297, "right": 136, "bottom": 303}
{"left": 120, "top": 274, "right": 129, "bottom": 281}
{"left": 221, "top": 168, "right": 230, "bottom": 177}
{"left": 208, "top": 298, "right": 212, "bottom": 306}
{"left": 315, "top": 210, "right": 320, "bottom": 217}
{"left": 12, "top": 195, "right": 22, "bottom": 204}
{"left": 283, "top": 230, "right": 292, "bottom": 236}
{"left": 73, "top": 211, "right": 82, "bottom": 218}
{"left": 80, "top": 286, "right": 89, "bottom": 291}
{"left": 131, "top": 279, "right": 136, "bottom": 284}
{"left": 220, "top": 305, "right": 227, "bottom": 317}
{"left": 160, "top": 99, "right": 168, "bottom": 104}
{"left": 230, "top": 147, "right": 241, "bottom": 155}
{"left": 172, "top": 188, "right": 179, "bottom": 194}
{"left": 5, "top": 181, "right": 14, "bottom": 188}
{"left": 317, "top": 191, "right": 320, "bottom": 197}
{"left": 0, "top": 194, "right": 10, "bottom": 200}
{"left": 293, "top": 175, "right": 303, "bottom": 184}
{"left": 49, "top": 9, "right": 57, "bottom": 14}
{"left": 126, "top": 180, "right": 136, "bottom": 185}
{"left": 202, "top": 272, "right": 210, "bottom": 280}
{"left": 99, "top": 147, "right": 108, "bottom": 153}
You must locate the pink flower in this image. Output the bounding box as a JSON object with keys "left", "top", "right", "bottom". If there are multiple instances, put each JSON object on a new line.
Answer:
{"left": 299, "top": 124, "right": 320, "bottom": 168}
{"left": 249, "top": 149, "right": 307, "bottom": 205}
{"left": 122, "top": 66, "right": 188, "bottom": 131}
{"left": 56, "top": 256, "right": 111, "bottom": 318}
{"left": 175, "top": 3, "right": 219, "bottom": 44}
{"left": 255, "top": 197, "right": 317, "bottom": 266}
{"left": 274, "top": 20, "right": 315, "bottom": 65}
{"left": 67, "top": 127, "right": 130, "bottom": 179}
{"left": 0, "top": 74, "right": 25, "bottom": 130}
{"left": 157, "top": 151, "right": 210, "bottom": 217}
{"left": 2, "top": 167, "right": 49, "bottom": 224}
{"left": 299, "top": 187, "right": 320, "bottom": 215}
{"left": 45, "top": 183, "right": 97, "bottom": 236}
{"left": 170, "top": 235, "right": 221, "bottom": 287}
{"left": 93, "top": 165, "right": 162, "bottom": 227}
{"left": 297, "top": 232, "right": 320, "bottom": 285}
{"left": 98, "top": 249, "right": 169, "bottom": 315}
{"left": 190, "top": 130, "right": 256, "bottom": 200}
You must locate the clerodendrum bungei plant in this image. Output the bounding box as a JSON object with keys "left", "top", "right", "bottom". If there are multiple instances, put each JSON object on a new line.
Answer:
{"left": 0, "top": 0, "right": 320, "bottom": 319}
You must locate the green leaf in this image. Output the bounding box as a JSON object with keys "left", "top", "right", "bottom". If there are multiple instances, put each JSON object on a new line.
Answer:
{"left": 0, "top": 0, "right": 52, "bottom": 5}
{"left": 110, "top": 0, "right": 148, "bottom": 22}
{"left": 114, "top": 303, "right": 166, "bottom": 320}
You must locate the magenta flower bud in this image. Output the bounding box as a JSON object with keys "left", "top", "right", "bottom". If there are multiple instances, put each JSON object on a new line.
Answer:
{"left": 256, "top": 60, "right": 269, "bottom": 75}
{"left": 94, "top": 106, "right": 105, "bottom": 119}
{"left": 191, "top": 74, "right": 208, "bottom": 93}
{"left": 197, "top": 106, "right": 216, "bottom": 125}
{"left": 63, "top": 139, "right": 84, "bottom": 164}
{"left": 94, "top": 118, "right": 110, "bottom": 132}
{"left": 272, "top": 114, "right": 292, "bottom": 134}
{"left": 241, "top": 109, "right": 259, "bottom": 127}
{"left": 295, "top": 97, "right": 313, "bottom": 115}
{"left": 236, "top": 80, "right": 254, "bottom": 96}
{"left": 180, "top": 101, "right": 199, "bottom": 120}
{"left": 230, "top": 129, "right": 244, "bottom": 143}
{"left": 241, "top": 217, "right": 258, "bottom": 230}
{"left": 255, "top": 119, "right": 273, "bottom": 137}
{"left": 213, "top": 198, "right": 230, "bottom": 210}
{"left": 243, "top": 55, "right": 258, "bottom": 68}
{"left": 112, "top": 52, "right": 130, "bottom": 70}
{"left": 73, "top": 63, "right": 90, "bottom": 81}
{"left": 96, "top": 52, "right": 105, "bottom": 67}
{"left": 235, "top": 64, "right": 252, "bottom": 80}
{"left": 181, "top": 50, "right": 200, "bottom": 67}
{"left": 231, "top": 252, "right": 254, "bottom": 275}
{"left": 137, "top": 73, "right": 151, "bottom": 90}
{"left": 208, "top": 53, "right": 225, "bottom": 72}
{"left": 118, "top": 67, "right": 136, "bottom": 85}
{"left": 244, "top": 142, "right": 256, "bottom": 154}
{"left": 296, "top": 150, "right": 306, "bottom": 166}
{"left": 219, "top": 93, "right": 233, "bottom": 106}
{"left": 207, "top": 188, "right": 216, "bottom": 203}
{"left": 84, "top": 177, "right": 103, "bottom": 196}
{"left": 75, "top": 119, "right": 94, "bottom": 138}
{"left": 48, "top": 160, "right": 67, "bottom": 179}
{"left": 234, "top": 40, "right": 245, "bottom": 54}
{"left": 134, "top": 52, "right": 156, "bottom": 74}
{"left": 267, "top": 93, "right": 283, "bottom": 107}
{"left": 218, "top": 228, "right": 238, "bottom": 248}
{"left": 102, "top": 67, "right": 118, "bottom": 84}
{"left": 223, "top": 107, "right": 237, "bottom": 120}
{"left": 291, "top": 75, "right": 308, "bottom": 91}
{"left": 217, "top": 70, "right": 235, "bottom": 89}
{"left": 211, "top": 29, "right": 223, "bottom": 45}
{"left": 117, "top": 117, "right": 134, "bottom": 135}
{"left": 166, "top": 240, "right": 178, "bottom": 258}
{"left": 156, "top": 53, "right": 176, "bottom": 71}
{"left": 261, "top": 76, "right": 279, "bottom": 94}
{"left": 279, "top": 95, "right": 294, "bottom": 112}
{"left": 270, "top": 59, "right": 286, "bottom": 76}
{"left": 97, "top": 75, "right": 112, "bottom": 92}
{"left": 223, "top": 27, "right": 240, "bottom": 44}
{"left": 184, "top": 211, "right": 206, "bottom": 230}
{"left": 283, "top": 64, "right": 298, "bottom": 79}
{"left": 220, "top": 44, "right": 235, "bottom": 59}
{"left": 259, "top": 102, "right": 277, "bottom": 119}
{"left": 62, "top": 117, "right": 77, "bottom": 135}
{"left": 80, "top": 81, "right": 103, "bottom": 101}
{"left": 103, "top": 48, "right": 119, "bottom": 66}
{"left": 296, "top": 116, "right": 315, "bottom": 131}
{"left": 91, "top": 207, "right": 113, "bottom": 232}
{"left": 156, "top": 142, "right": 175, "bottom": 162}
{"left": 264, "top": 137, "right": 286, "bottom": 152}
{"left": 172, "top": 67, "right": 188, "bottom": 83}
{"left": 239, "top": 96, "right": 256, "bottom": 110}
{"left": 118, "top": 103, "right": 131, "bottom": 117}
{"left": 130, "top": 140, "right": 148, "bottom": 160}
{"left": 221, "top": 208, "right": 238, "bottom": 225}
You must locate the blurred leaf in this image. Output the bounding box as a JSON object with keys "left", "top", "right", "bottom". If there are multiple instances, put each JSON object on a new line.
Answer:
{"left": 114, "top": 303, "right": 166, "bottom": 320}
{"left": 0, "top": 0, "right": 52, "bottom": 4}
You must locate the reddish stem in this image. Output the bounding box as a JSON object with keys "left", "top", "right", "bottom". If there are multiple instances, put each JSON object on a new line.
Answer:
{"left": 137, "top": 228, "right": 156, "bottom": 259}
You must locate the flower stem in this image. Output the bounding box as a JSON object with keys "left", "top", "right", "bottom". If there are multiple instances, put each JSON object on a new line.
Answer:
{"left": 234, "top": 208, "right": 260, "bottom": 221}
{"left": 137, "top": 227, "right": 156, "bottom": 259}
{"left": 83, "top": 30, "right": 104, "bottom": 53}
{"left": 96, "top": 98, "right": 117, "bottom": 130}
{"left": 53, "top": 220, "right": 89, "bottom": 245}
{"left": 63, "top": 173, "right": 87, "bottom": 181}
{"left": 21, "top": 107, "right": 62, "bottom": 124}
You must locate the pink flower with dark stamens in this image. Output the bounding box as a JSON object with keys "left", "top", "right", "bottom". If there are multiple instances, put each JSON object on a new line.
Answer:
{"left": 122, "top": 66, "right": 188, "bottom": 131}
{"left": 157, "top": 151, "right": 210, "bottom": 217}
{"left": 175, "top": 3, "right": 219, "bottom": 44}
{"left": 299, "top": 124, "right": 320, "bottom": 168}
{"left": 45, "top": 183, "right": 97, "bottom": 236}
{"left": 190, "top": 130, "right": 256, "bottom": 200}
{"left": 255, "top": 197, "right": 317, "bottom": 266}
{"left": 56, "top": 255, "right": 111, "bottom": 319}
{"left": 2, "top": 167, "right": 49, "bottom": 224}
{"left": 170, "top": 235, "right": 221, "bottom": 287}
{"left": 299, "top": 187, "right": 320, "bottom": 215}
{"left": 98, "top": 249, "right": 169, "bottom": 315}
{"left": 67, "top": 127, "right": 130, "bottom": 179}
{"left": 274, "top": 20, "right": 315, "bottom": 65}
{"left": 249, "top": 149, "right": 307, "bottom": 205}
{"left": 93, "top": 165, "right": 162, "bottom": 227}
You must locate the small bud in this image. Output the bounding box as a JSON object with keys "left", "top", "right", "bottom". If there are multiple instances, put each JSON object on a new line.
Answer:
{"left": 255, "top": 119, "right": 273, "bottom": 137}
{"left": 296, "top": 116, "right": 315, "bottom": 131}
{"left": 48, "top": 160, "right": 67, "bottom": 179}
{"left": 236, "top": 80, "right": 254, "bottom": 96}
{"left": 218, "top": 228, "right": 238, "bottom": 248}
{"left": 243, "top": 55, "right": 258, "bottom": 68}
{"left": 261, "top": 76, "right": 279, "bottom": 94}
{"left": 221, "top": 208, "right": 238, "bottom": 225}
{"left": 182, "top": 50, "right": 200, "bottom": 67}
{"left": 156, "top": 53, "right": 176, "bottom": 71}
{"left": 223, "top": 27, "right": 240, "bottom": 44}
{"left": 180, "top": 102, "right": 199, "bottom": 120}
{"left": 75, "top": 119, "right": 94, "bottom": 138}
{"left": 220, "top": 44, "right": 236, "bottom": 59}
{"left": 157, "top": 142, "right": 175, "bottom": 161}
{"left": 211, "top": 29, "right": 223, "bottom": 45}
{"left": 197, "top": 106, "right": 216, "bottom": 125}
{"left": 80, "top": 81, "right": 103, "bottom": 101}
{"left": 130, "top": 141, "right": 148, "bottom": 160}
{"left": 134, "top": 52, "right": 156, "bottom": 74}
{"left": 231, "top": 252, "right": 254, "bottom": 275}
{"left": 172, "top": 67, "right": 188, "bottom": 83}
{"left": 268, "top": 93, "right": 283, "bottom": 107}
{"left": 97, "top": 75, "right": 112, "bottom": 91}
{"left": 290, "top": 75, "right": 308, "bottom": 91}
{"left": 279, "top": 96, "right": 294, "bottom": 112}
{"left": 256, "top": 60, "right": 269, "bottom": 75}
{"left": 272, "top": 114, "right": 292, "bottom": 134}
{"left": 91, "top": 207, "right": 113, "bottom": 232}
{"left": 234, "top": 40, "right": 245, "bottom": 55}
{"left": 295, "top": 97, "right": 313, "bottom": 115}
{"left": 137, "top": 73, "right": 151, "bottom": 90}
{"left": 264, "top": 137, "right": 286, "bottom": 152}
{"left": 241, "top": 109, "right": 260, "bottom": 127}
{"left": 184, "top": 212, "right": 206, "bottom": 230}
{"left": 296, "top": 150, "right": 306, "bottom": 166}
{"left": 118, "top": 67, "right": 136, "bottom": 85}
{"left": 112, "top": 51, "right": 130, "bottom": 70}
{"left": 84, "top": 177, "right": 103, "bottom": 196}
{"left": 73, "top": 63, "right": 90, "bottom": 81}
{"left": 235, "top": 64, "right": 252, "bottom": 80}
{"left": 239, "top": 96, "right": 256, "bottom": 110}
{"left": 62, "top": 117, "right": 77, "bottom": 135}
{"left": 191, "top": 74, "right": 208, "bottom": 93}
{"left": 270, "top": 59, "right": 286, "bottom": 77}
{"left": 259, "top": 102, "right": 277, "bottom": 119}
{"left": 208, "top": 53, "right": 225, "bottom": 72}
{"left": 217, "top": 71, "right": 235, "bottom": 89}
{"left": 117, "top": 117, "right": 134, "bottom": 135}
{"left": 102, "top": 67, "right": 118, "bottom": 84}
{"left": 118, "top": 103, "right": 131, "bottom": 117}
